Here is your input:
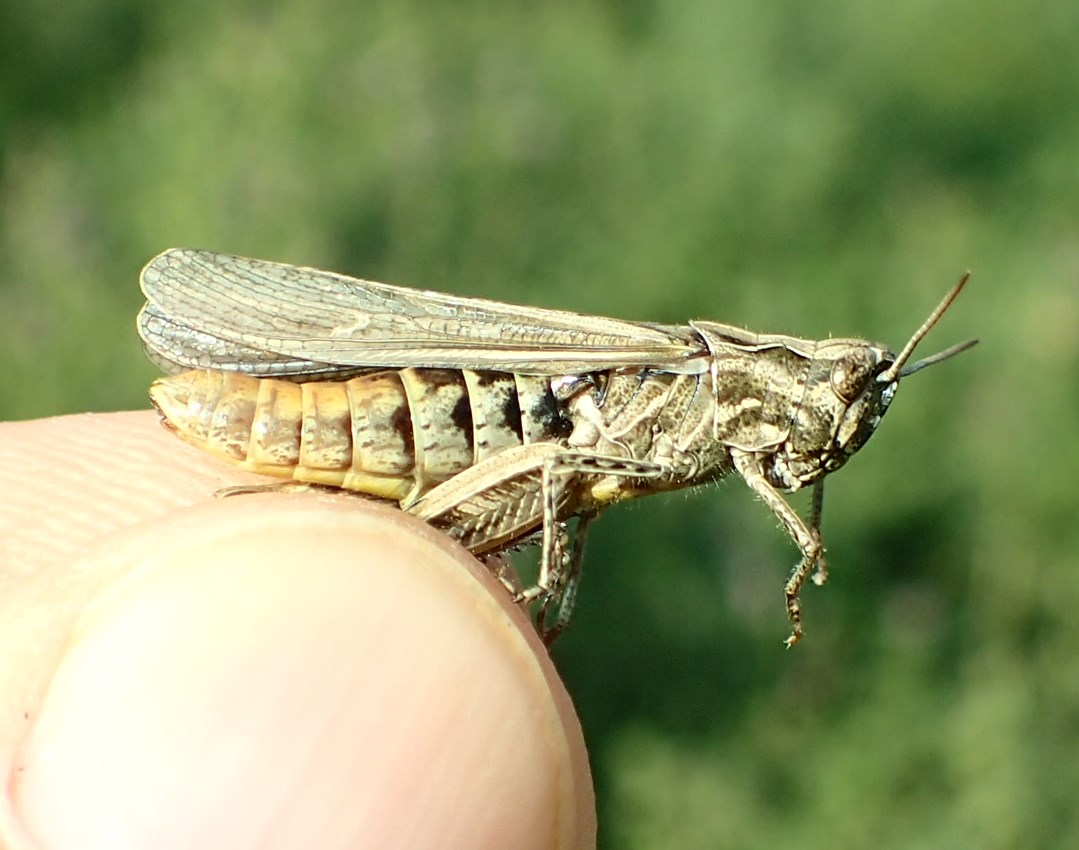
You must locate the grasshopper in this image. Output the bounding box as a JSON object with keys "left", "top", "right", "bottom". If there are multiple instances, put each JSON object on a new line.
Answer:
{"left": 138, "top": 249, "right": 975, "bottom": 645}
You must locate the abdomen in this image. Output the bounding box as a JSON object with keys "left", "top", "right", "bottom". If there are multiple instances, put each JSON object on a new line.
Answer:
{"left": 149, "top": 367, "right": 573, "bottom": 504}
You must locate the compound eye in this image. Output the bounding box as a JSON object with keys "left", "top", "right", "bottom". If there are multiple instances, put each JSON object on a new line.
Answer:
{"left": 830, "top": 350, "right": 877, "bottom": 403}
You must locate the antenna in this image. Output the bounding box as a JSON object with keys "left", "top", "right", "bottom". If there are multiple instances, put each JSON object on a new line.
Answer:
{"left": 879, "top": 273, "right": 977, "bottom": 384}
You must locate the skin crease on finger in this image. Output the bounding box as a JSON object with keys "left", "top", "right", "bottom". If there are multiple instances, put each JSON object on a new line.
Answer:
{"left": 0, "top": 412, "right": 596, "bottom": 850}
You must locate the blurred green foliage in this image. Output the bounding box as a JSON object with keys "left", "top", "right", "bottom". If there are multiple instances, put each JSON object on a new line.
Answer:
{"left": 2, "top": 0, "right": 1078, "bottom": 847}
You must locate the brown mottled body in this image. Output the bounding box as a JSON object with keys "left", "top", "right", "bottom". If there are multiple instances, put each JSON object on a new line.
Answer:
{"left": 140, "top": 248, "right": 975, "bottom": 645}
{"left": 151, "top": 342, "right": 826, "bottom": 553}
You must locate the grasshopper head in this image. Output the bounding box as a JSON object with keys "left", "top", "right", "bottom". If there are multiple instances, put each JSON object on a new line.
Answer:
{"left": 775, "top": 274, "right": 976, "bottom": 490}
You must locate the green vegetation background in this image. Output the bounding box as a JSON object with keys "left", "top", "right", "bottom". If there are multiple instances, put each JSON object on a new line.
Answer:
{"left": 2, "top": 1, "right": 1076, "bottom": 847}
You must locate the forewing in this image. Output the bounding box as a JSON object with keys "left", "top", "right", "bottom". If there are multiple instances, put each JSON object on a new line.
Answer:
{"left": 138, "top": 302, "right": 372, "bottom": 377}
{"left": 138, "top": 249, "right": 701, "bottom": 376}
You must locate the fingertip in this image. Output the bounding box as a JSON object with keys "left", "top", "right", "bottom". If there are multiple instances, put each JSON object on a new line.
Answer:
{"left": 11, "top": 495, "right": 594, "bottom": 849}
